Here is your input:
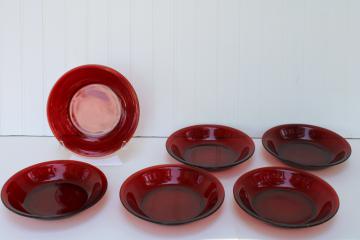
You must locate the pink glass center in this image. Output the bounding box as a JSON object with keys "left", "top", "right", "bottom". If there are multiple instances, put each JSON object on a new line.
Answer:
{"left": 70, "top": 84, "right": 121, "bottom": 137}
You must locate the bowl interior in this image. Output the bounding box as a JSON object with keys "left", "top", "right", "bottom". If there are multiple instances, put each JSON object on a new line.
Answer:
{"left": 1, "top": 161, "right": 107, "bottom": 219}
{"left": 262, "top": 124, "right": 351, "bottom": 168}
{"left": 120, "top": 165, "right": 224, "bottom": 225}
{"left": 234, "top": 167, "right": 339, "bottom": 227}
{"left": 167, "top": 125, "right": 254, "bottom": 169}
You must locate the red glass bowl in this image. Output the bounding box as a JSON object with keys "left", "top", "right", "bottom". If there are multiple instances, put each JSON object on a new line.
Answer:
{"left": 47, "top": 64, "right": 139, "bottom": 157}
{"left": 233, "top": 167, "right": 339, "bottom": 228}
{"left": 1, "top": 160, "right": 107, "bottom": 219}
{"left": 166, "top": 125, "right": 255, "bottom": 170}
{"left": 262, "top": 124, "right": 351, "bottom": 169}
{"left": 120, "top": 164, "right": 225, "bottom": 225}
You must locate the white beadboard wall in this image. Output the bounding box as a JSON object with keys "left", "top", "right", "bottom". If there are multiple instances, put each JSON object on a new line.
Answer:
{"left": 0, "top": 0, "right": 359, "bottom": 138}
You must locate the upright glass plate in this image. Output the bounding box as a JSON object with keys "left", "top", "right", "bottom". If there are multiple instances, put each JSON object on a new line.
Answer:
{"left": 47, "top": 64, "right": 140, "bottom": 157}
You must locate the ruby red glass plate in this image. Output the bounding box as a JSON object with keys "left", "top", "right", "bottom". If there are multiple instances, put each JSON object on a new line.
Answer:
{"left": 47, "top": 64, "right": 139, "bottom": 157}
{"left": 233, "top": 167, "right": 339, "bottom": 228}
{"left": 166, "top": 125, "right": 255, "bottom": 170}
{"left": 1, "top": 160, "right": 107, "bottom": 219}
{"left": 120, "top": 164, "right": 225, "bottom": 225}
{"left": 262, "top": 124, "right": 351, "bottom": 169}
